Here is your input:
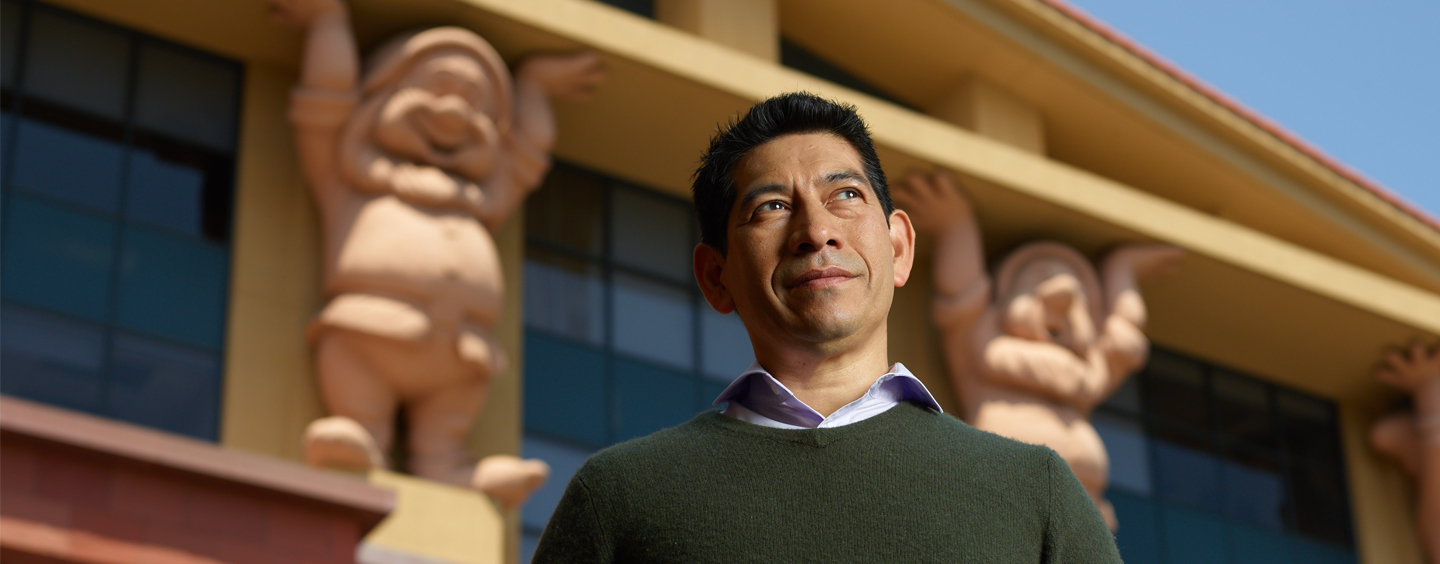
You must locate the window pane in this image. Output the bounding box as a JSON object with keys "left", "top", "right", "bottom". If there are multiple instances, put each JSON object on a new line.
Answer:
{"left": 11, "top": 114, "right": 125, "bottom": 212}
{"left": 1289, "top": 461, "right": 1353, "bottom": 546}
{"left": 1290, "top": 536, "right": 1356, "bottom": 564}
{"left": 1093, "top": 412, "right": 1150, "bottom": 495}
{"left": 108, "top": 333, "right": 220, "bottom": 440}
{"left": 1, "top": 194, "right": 115, "bottom": 321}
{"left": 23, "top": 9, "right": 129, "bottom": 120}
{"left": 609, "top": 187, "right": 691, "bottom": 282}
{"left": 115, "top": 226, "right": 230, "bottom": 350}
{"left": 0, "top": 305, "right": 105, "bottom": 412}
{"left": 125, "top": 132, "right": 234, "bottom": 241}
{"left": 700, "top": 308, "right": 752, "bottom": 382}
{"left": 520, "top": 434, "right": 594, "bottom": 532}
{"left": 523, "top": 253, "right": 604, "bottom": 346}
{"left": 612, "top": 273, "right": 693, "bottom": 370}
{"left": 132, "top": 42, "right": 238, "bottom": 151}
{"left": 1229, "top": 524, "right": 1293, "bottom": 564}
{"left": 523, "top": 331, "right": 607, "bottom": 447}
{"left": 1142, "top": 349, "right": 1207, "bottom": 430}
{"left": 1161, "top": 505, "right": 1229, "bottom": 564}
{"left": 1278, "top": 391, "right": 1341, "bottom": 465}
{"left": 2, "top": 1, "right": 20, "bottom": 88}
{"left": 1108, "top": 489, "right": 1161, "bottom": 564}
{"left": 614, "top": 357, "right": 698, "bottom": 443}
{"left": 525, "top": 164, "right": 604, "bottom": 257}
{"left": 1221, "top": 449, "right": 1284, "bottom": 529}
{"left": 1101, "top": 376, "right": 1141, "bottom": 414}
{"left": 1152, "top": 434, "right": 1221, "bottom": 513}
{"left": 1214, "top": 370, "right": 1275, "bottom": 448}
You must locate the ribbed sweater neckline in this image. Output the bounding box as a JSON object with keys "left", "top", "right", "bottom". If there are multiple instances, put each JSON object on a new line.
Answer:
{"left": 693, "top": 401, "right": 932, "bottom": 448}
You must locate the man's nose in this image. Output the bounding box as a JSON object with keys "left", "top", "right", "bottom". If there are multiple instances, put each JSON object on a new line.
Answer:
{"left": 787, "top": 201, "right": 840, "bottom": 255}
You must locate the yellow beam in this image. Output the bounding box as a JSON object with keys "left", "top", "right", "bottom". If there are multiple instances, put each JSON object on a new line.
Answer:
{"left": 462, "top": 0, "right": 1440, "bottom": 337}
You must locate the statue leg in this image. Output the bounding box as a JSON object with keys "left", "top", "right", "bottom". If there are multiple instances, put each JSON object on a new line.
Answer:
{"left": 405, "top": 376, "right": 488, "bottom": 486}
{"left": 306, "top": 329, "right": 398, "bottom": 471}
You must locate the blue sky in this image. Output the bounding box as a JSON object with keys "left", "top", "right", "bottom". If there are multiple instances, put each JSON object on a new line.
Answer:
{"left": 1061, "top": 0, "right": 1439, "bottom": 220}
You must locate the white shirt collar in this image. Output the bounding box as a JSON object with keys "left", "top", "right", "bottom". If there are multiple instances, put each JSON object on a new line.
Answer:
{"left": 713, "top": 361, "right": 943, "bottom": 429}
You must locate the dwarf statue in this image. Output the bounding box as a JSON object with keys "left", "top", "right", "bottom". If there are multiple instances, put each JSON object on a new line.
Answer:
{"left": 1369, "top": 342, "right": 1440, "bottom": 562}
{"left": 896, "top": 171, "right": 1181, "bottom": 529}
{"left": 270, "top": 0, "right": 604, "bottom": 508}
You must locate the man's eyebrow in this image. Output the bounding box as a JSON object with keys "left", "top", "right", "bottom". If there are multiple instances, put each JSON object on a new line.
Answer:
{"left": 823, "top": 170, "right": 868, "bottom": 186}
{"left": 738, "top": 182, "right": 787, "bottom": 207}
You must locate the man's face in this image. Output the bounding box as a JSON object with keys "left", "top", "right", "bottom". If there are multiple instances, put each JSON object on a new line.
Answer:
{"left": 697, "top": 132, "right": 914, "bottom": 353}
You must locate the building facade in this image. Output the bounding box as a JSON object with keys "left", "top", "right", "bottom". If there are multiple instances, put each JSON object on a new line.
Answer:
{"left": 2, "top": 0, "right": 1437, "bottom": 563}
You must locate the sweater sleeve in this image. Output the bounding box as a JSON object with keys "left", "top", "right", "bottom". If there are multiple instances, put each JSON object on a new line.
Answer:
{"left": 531, "top": 472, "right": 616, "bottom": 564}
{"left": 1041, "top": 449, "right": 1124, "bottom": 563}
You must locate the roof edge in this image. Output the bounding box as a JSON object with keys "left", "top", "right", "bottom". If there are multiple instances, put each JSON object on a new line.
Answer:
{"left": 1033, "top": 0, "right": 1440, "bottom": 236}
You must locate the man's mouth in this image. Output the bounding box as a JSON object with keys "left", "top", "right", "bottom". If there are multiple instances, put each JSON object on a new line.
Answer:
{"left": 786, "top": 267, "right": 856, "bottom": 289}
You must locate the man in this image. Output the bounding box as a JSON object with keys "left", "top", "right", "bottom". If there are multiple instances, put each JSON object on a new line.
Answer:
{"left": 532, "top": 93, "right": 1121, "bottom": 563}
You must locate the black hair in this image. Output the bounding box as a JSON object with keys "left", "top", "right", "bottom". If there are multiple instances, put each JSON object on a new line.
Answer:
{"left": 692, "top": 92, "right": 892, "bottom": 255}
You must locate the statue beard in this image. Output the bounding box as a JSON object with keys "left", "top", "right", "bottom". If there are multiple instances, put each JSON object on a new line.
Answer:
{"left": 339, "top": 86, "right": 502, "bottom": 194}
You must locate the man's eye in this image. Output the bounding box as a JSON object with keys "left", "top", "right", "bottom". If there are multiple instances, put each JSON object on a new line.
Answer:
{"left": 836, "top": 189, "right": 861, "bottom": 200}
{"left": 759, "top": 201, "right": 787, "bottom": 212}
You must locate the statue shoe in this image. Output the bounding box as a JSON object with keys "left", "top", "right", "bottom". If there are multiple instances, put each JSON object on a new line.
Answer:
{"left": 303, "top": 415, "right": 386, "bottom": 472}
{"left": 473, "top": 454, "right": 550, "bottom": 511}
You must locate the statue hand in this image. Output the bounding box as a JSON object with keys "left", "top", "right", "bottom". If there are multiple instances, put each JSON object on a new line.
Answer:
{"left": 1377, "top": 341, "right": 1440, "bottom": 393}
{"left": 515, "top": 52, "right": 606, "bottom": 101}
{"left": 894, "top": 170, "right": 973, "bottom": 233}
{"left": 1108, "top": 244, "right": 1184, "bottom": 281}
{"left": 268, "top": 0, "right": 346, "bottom": 27}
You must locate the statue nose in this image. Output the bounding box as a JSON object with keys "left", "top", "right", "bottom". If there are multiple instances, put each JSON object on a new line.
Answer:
{"left": 426, "top": 96, "right": 472, "bottom": 147}
{"left": 1038, "top": 275, "right": 1078, "bottom": 312}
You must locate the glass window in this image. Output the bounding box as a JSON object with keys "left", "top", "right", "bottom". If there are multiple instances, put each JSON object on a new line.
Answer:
{"left": 22, "top": 9, "right": 128, "bottom": 120}
{"left": 1102, "top": 376, "right": 1142, "bottom": 414}
{"left": 525, "top": 163, "right": 605, "bottom": 257}
{"left": 1108, "top": 489, "right": 1162, "bottom": 564}
{"left": 1214, "top": 370, "right": 1275, "bottom": 449}
{"left": 108, "top": 333, "right": 221, "bottom": 439}
{"left": 132, "top": 42, "right": 239, "bottom": 152}
{"left": 1, "top": 194, "right": 116, "bottom": 321}
{"left": 1278, "top": 391, "right": 1341, "bottom": 465}
{"left": 613, "top": 358, "right": 699, "bottom": 442}
{"left": 0, "top": 305, "right": 106, "bottom": 412}
{"left": 115, "top": 226, "right": 230, "bottom": 350}
{"left": 11, "top": 113, "right": 125, "bottom": 212}
{"left": 1093, "top": 411, "right": 1150, "bottom": 494}
{"left": 1093, "top": 345, "right": 1356, "bottom": 562}
{"left": 522, "top": 331, "right": 608, "bottom": 447}
{"left": 1152, "top": 435, "right": 1222, "bottom": 514}
{"left": 0, "top": 1, "right": 241, "bottom": 441}
{"left": 1161, "top": 505, "right": 1230, "bottom": 564}
{"left": 1220, "top": 450, "right": 1284, "bottom": 529}
{"left": 124, "top": 132, "right": 234, "bottom": 241}
{"left": 523, "top": 253, "right": 605, "bottom": 346}
{"left": 610, "top": 187, "right": 692, "bottom": 282}
{"left": 700, "top": 308, "right": 753, "bottom": 382}
{"left": 1142, "top": 349, "right": 1208, "bottom": 430}
{"left": 611, "top": 272, "right": 693, "bottom": 370}
{"left": 3, "top": 1, "right": 21, "bottom": 88}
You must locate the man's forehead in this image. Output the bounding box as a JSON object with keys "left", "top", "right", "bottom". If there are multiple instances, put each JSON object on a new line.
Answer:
{"left": 732, "top": 133, "right": 867, "bottom": 189}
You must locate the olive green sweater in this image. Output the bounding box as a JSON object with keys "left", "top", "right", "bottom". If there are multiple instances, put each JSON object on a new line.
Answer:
{"left": 533, "top": 402, "right": 1122, "bottom": 563}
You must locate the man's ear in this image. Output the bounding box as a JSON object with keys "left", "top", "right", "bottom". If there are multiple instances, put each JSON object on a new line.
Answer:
{"left": 888, "top": 209, "right": 917, "bottom": 287}
{"left": 694, "top": 243, "right": 736, "bottom": 314}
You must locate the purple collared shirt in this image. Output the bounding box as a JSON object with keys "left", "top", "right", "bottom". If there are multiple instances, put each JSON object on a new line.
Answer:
{"left": 712, "top": 361, "right": 944, "bottom": 429}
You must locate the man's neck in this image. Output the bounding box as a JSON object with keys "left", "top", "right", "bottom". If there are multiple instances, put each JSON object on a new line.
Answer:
{"left": 753, "top": 331, "right": 892, "bottom": 417}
